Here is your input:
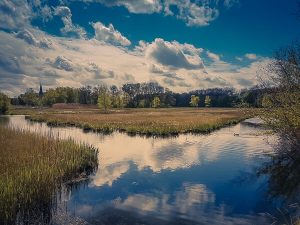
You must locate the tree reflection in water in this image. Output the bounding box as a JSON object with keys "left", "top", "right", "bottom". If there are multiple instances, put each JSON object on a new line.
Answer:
{"left": 257, "top": 134, "right": 300, "bottom": 224}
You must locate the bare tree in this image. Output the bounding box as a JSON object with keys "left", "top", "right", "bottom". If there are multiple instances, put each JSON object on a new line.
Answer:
{"left": 258, "top": 42, "right": 300, "bottom": 142}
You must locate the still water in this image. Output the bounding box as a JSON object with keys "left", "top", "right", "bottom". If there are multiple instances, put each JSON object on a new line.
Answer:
{"left": 1, "top": 116, "right": 285, "bottom": 224}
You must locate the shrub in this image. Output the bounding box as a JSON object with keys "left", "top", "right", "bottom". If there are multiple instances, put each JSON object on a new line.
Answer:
{"left": 0, "top": 92, "right": 9, "bottom": 114}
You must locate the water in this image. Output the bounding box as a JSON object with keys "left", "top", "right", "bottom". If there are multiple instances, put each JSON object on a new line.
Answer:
{"left": 0, "top": 116, "right": 286, "bottom": 224}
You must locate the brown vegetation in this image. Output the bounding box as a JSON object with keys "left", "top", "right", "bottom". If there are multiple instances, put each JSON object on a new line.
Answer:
{"left": 26, "top": 107, "right": 248, "bottom": 135}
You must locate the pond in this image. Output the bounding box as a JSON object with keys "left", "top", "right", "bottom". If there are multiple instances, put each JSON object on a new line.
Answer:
{"left": 0, "top": 115, "right": 292, "bottom": 224}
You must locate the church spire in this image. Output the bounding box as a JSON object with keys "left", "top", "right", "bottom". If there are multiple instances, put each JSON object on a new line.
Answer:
{"left": 39, "top": 82, "right": 43, "bottom": 97}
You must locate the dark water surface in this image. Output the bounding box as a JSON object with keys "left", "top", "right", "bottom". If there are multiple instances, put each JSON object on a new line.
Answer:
{"left": 1, "top": 115, "right": 288, "bottom": 224}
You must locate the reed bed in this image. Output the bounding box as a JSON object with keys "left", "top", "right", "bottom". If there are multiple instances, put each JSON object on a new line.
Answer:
{"left": 27, "top": 108, "right": 248, "bottom": 136}
{"left": 0, "top": 126, "right": 98, "bottom": 224}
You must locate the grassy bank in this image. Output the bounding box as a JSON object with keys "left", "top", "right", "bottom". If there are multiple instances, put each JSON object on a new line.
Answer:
{"left": 25, "top": 108, "right": 248, "bottom": 136}
{"left": 0, "top": 126, "right": 98, "bottom": 224}
{"left": 9, "top": 104, "right": 99, "bottom": 115}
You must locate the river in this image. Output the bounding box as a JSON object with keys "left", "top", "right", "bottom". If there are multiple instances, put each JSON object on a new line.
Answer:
{"left": 1, "top": 115, "right": 288, "bottom": 224}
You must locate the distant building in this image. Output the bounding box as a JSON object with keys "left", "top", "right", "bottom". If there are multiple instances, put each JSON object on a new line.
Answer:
{"left": 39, "top": 83, "right": 43, "bottom": 97}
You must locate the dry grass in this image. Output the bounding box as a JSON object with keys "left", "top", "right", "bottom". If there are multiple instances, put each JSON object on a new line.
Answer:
{"left": 0, "top": 126, "right": 98, "bottom": 224}
{"left": 26, "top": 107, "right": 248, "bottom": 135}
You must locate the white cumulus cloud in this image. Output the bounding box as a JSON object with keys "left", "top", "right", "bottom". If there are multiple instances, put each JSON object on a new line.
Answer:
{"left": 206, "top": 50, "right": 221, "bottom": 61}
{"left": 164, "top": 0, "right": 219, "bottom": 26}
{"left": 142, "top": 38, "right": 204, "bottom": 70}
{"left": 92, "top": 22, "right": 131, "bottom": 46}
{"left": 245, "top": 53, "right": 257, "bottom": 60}
{"left": 54, "top": 6, "right": 86, "bottom": 39}
{"left": 93, "top": 0, "right": 162, "bottom": 13}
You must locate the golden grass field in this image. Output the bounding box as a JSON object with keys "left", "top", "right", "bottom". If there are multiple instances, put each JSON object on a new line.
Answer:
{"left": 16, "top": 105, "right": 250, "bottom": 135}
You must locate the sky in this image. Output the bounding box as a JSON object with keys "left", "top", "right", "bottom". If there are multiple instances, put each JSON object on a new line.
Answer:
{"left": 0, "top": 0, "right": 299, "bottom": 96}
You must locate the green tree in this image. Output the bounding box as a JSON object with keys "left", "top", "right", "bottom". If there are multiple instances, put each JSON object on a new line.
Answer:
{"left": 190, "top": 95, "right": 200, "bottom": 107}
{"left": 138, "top": 99, "right": 147, "bottom": 108}
{"left": 0, "top": 92, "right": 10, "bottom": 114}
{"left": 42, "top": 89, "right": 59, "bottom": 106}
{"left": 97, "top": 85, "right": 112, "bottom": 113}
{"left": 152, "top": 97, "right": 160, "bottom": 108}
{"left": 78, "top": 86, "right": 92, "bottom": 104}
{"left": 109, "top": 86, "right": 126, "bottom": 108}
{"left": 160, "top": 88, "right": 176, "bottom": 107}
{"left": 205, "top": 96, "right": 211, "bottom": 107}
{"left": 114, "top": 94, "right": 125, "bottom": 108}
{"left": 65, "top": 87, "right": 78, "bottom": 103}
{"left": 20, "top": 88, "right": 40, "bottom": 106}
{"left": 122, "top": 93, "right": 130, "bottom": 108}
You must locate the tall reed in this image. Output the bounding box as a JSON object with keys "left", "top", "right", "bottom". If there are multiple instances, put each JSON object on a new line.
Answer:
{"left": 0, "top": 126, "right": 98, "bottom": 224}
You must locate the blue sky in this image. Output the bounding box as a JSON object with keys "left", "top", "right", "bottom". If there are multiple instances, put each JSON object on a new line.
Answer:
{"left": 0, "top": 0, "right": 299, "bottom": 95}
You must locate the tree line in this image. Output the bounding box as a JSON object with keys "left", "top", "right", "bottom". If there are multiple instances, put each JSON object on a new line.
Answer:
{"left": 4, "top": 82, "right": 266, "bottom": 110}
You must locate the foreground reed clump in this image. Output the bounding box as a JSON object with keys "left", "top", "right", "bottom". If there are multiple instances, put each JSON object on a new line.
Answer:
{"left": 0, "top": 126, "right": 98, "bottom": 225}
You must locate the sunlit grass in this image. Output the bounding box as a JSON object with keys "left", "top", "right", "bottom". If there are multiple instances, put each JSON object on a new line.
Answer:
{"left": 26, "top": 108, "right": 248, "bottom": 136}
{"left": 0, "top": 126, "right": 98, "bottom": 224}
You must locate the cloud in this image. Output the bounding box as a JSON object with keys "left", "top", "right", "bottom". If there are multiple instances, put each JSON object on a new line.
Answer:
{"left": 39, "top": 5, "right": 53, "bottom": 22}
{"left": 0, "top": 0, "right": 32, "bottom": 30}
{"left": 144, "top": 38, "right": 204, "bottom": 70}
{"left": 149, "top": 64, "right": 164, "bottom": 74}
{"left": 163, "top": 77, "right": 175, "bottom": 86}
{"left": 161, "top": 72, "right": 183, "bottom": 80}
{"left": 15, "top": 29, "right": 52, "bottom": 49}
{"left": 0, "top": 0, "right": 54, "bottom": 30}
{"left": 206, "top": 51, "right": 221, "bottom": 61}
{"left": 92, "top": 0, "right": 162, "bottom": 14}
{"left": 86, "top": 62, "right": 115, "bottom": 79}
{"left": 54, "top": 6, "right": 71, "bottom": 18}
{"left": 51, "top": 56, "right": 75, "bottom": 71}
{"left": 223, "top": 0, "right": 239, "bottom": 8}
{"left": 149, "top": 64, "right": 183, "bottom": 82}
{"left": 92, "top": 22, "right": 131, "bottom": 46}
{"left": 0, "top": 31, "right": 59, "bottom": 95}
{"left": 122, "top": 73, "right": 136, "bottom": 82}
{"left": 0, "top": 30, "right": 140, "bottom": 95}
{"left": 69, "top": 0, "right": 238, "bottom": 27}
{"left": 54, "top": 6, "right": 86, "bottom": 38}
{"left": 0, "top": 31, "right": 28, "bottom": 76}
{"left": 164, "top": 0, "right": 219, "bottom": 26}
{"left": 205, "top": 57, "right": 270, "bottom": 89}
{"left": 245, "top": 53, "right": 257, "bottom": 60}
{"left": 0, "top": 56, "right": 23, "bottom": 74}
{"left": 0, "top": 25, "right": 264, "bottom": 96}
{"left": 149, "top": 64, "right": 184, "bottom": 82}
{"left": 236, "top": 78, "right": 254, "bottom": 86}
{"left": 203, "top": 76, "right": 228, "bottom": 86}
{"left": 163, "top": 77, "right": 190, "bottom": 87}
{"left": 94, "top": 0, "right": 227, "bottom": 26}
{"left": 206, "top": 59, "right": 239, "bottom": 73}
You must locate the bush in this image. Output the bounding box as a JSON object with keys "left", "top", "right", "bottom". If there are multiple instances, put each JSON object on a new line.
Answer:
{"left": 0, "top": 92, "right": 9, "bottom": 114}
